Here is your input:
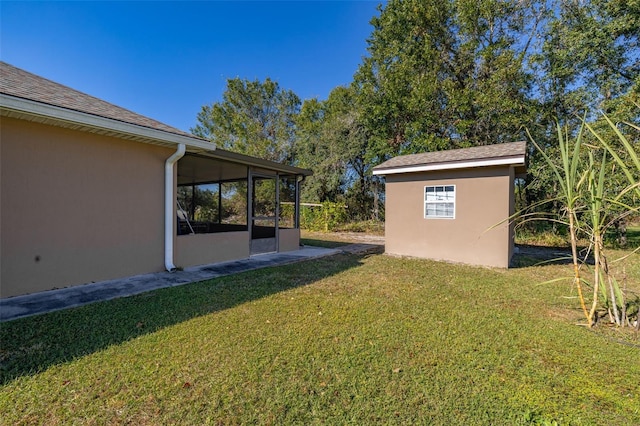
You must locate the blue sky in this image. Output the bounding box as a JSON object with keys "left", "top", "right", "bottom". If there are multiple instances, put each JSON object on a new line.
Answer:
{"left": 1, "top": 1, "right": 381, "bottom": 132}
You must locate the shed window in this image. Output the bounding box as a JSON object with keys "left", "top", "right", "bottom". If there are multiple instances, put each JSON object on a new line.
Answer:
{"left": 424, "top": 185, "right": 455, "bottom": 219}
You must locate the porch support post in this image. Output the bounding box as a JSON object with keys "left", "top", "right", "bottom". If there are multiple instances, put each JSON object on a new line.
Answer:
{"left": 218, "top": 182, "right": 222, "bottom": 224}
{"left": 275, "top": 174, "right": 280, "bottom": 252}
{"left": 295, "top": 175, "right": 303, "bottom": 229}
{"left": 247, "top": 167, "right": 253, "bottom": 242}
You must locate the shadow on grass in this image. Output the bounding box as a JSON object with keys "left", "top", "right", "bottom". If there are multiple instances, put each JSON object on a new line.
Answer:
{"left": 513, "top": 225, "right": 639, "bottom": 268}
{"left": 300, "top": 238, "right": 352, "bottom": 249}
{"left": 0, "top": 253, "right": 365, "bottom": 385}
{"left": 511, "top": 244, "right": 581, "bottom": 268}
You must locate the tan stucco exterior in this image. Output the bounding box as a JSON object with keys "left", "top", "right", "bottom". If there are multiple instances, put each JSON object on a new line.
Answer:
{"left": 384, "top": 166, "right": 515, "bottom": 268}
{"left": 1, "top": 117, "right": 307, "bottom": 298}
{"left": 279, "top": 228, "right": 301, "bottom": 252}
{"left": 1, "top": 117, "right": 172, "bottom": 297}
{"left": 176, "top": 232, "right": 250, "bottom": 268}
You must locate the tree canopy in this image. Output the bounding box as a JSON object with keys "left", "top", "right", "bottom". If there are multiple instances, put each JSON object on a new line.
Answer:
{"left": 192, "top": 77, "right": 301, "bottom": 163}
{"left": 354, "top": 0, "right": 537, "bottom": 163}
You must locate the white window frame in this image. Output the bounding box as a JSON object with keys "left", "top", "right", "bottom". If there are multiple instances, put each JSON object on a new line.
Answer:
{"left": 424, "top": 185, "right": 456, "bottom": 219}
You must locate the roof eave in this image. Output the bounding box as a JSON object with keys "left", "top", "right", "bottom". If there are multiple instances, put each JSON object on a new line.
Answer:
{"left": 372, "top": 155, "right": 525, "bottom": 176}
{"left": 195, "top": 149, "right": 313, "bottom": 176}
{"left": 0, "top": 93, "right": 215, "bottom": 151}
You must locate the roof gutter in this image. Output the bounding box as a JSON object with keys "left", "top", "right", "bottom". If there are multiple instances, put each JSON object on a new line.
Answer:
{"left": 165, "top": 143, "right": 186, "bottom": 271}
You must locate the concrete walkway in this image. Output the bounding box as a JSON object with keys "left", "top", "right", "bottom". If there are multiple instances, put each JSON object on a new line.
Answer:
{"left": 1, "top": 245, "right": 362, "bottom": 322}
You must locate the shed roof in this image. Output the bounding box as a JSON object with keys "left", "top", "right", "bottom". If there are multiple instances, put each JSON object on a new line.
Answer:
{"left": 372, "top": 141, "right": 526, "bottom": 176}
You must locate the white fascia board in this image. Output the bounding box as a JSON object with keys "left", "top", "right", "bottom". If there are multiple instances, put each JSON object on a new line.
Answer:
{"left": 372, "top": 156, "right": 525, "bottom": 176}
{"left": 0, "top": 94, "right": 215, "bottom": 151}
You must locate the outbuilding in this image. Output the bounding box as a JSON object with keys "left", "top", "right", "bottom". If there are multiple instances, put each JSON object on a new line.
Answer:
{"left": 0, "top": 62, "right": 311, "bottom": 298}
{"left": 372, "top": 142, "right": 527, "bottom": 268}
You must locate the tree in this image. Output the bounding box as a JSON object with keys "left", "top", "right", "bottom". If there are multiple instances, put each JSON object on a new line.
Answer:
{"left": 295, "top": 97, "right": 346, "bottom": 203}
{"left": 532, "top": 0, "right": 639, "bottom": 120}
{"left": 353, "top": 0, "right": 536, "bottom": 164}
{"left": 296, "top": 86, "right": 379, "bottom": 220}
{"left": 192, "top": 77, "right": 301, "bottom": 163}
{"left": 526, "top": 0, "right": 639, "bottom": 228}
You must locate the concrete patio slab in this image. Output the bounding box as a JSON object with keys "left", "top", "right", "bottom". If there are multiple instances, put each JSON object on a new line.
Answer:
{"left": 0, "top": 246, "right": 341, "bottom": 322}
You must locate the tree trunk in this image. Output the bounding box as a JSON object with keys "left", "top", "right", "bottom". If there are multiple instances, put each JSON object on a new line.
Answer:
{"left": 615, "top": 217, "right": 628, "bottom": 247}
{"left": 372, "top": 182, "right": 379, "bottom": 221}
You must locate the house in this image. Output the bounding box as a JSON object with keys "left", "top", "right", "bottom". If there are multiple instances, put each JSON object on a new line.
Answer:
{"left": 0, "top": 62, "right": 311, "bottom": 298}
{"left": 372, "top": 142, "right": 527, "bottom": 268}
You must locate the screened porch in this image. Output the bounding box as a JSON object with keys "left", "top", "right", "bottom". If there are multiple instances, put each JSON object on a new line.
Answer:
{"left": 175, "top": 150, "right": 309, "bottom": 261}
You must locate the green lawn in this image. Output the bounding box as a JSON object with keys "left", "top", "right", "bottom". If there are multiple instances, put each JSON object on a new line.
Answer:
{"left": 628, "top": 225, "right": 640, "bottom": 248}
{"left": 1, "top": 247, "right": 639, "bottom": 424}
{"left": 301, "top": 230, "right": 367, "bottom": 248}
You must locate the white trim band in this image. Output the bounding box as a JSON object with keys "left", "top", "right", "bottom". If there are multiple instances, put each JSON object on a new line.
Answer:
{"left": 372, "top": 156, "right": 525, "bottom": 176}
{"left": 0, "top": 94, "right": 215, "bottom": 151}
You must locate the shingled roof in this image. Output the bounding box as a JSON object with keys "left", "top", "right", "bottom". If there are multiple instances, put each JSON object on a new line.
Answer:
{"left": 372, "top": 141, "right": 527, "bottom": 175}
{"left": 0, "top": 62, "right": 312, "bottom": 176}
{"left": 0, "top": 61, "right": 193, "bottom": 138}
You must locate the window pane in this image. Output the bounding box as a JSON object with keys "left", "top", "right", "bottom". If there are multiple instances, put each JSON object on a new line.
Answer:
{"left": 194, "top": 184, "right": 220, "bottom": 222}
{"left": 426, "top": 204, "right": 436, "bottom": 216}
{"left": 221, "top": 181, "right": 247, "bottom": 225}
{"left": 253, "top": 178, "right": 276, "bottom": 217}
{"left": 279, "top": 177, "right": 297, "bottom": 228}
{"left": 445, "top": 204, "right": 454, "bottom": 217}
{"left": 425, "top": 185, "right": 455, "bottom": 218}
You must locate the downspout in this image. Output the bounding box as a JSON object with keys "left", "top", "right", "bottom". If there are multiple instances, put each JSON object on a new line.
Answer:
{"left": 165, "top": 143, "right": 186, "bottom": 271}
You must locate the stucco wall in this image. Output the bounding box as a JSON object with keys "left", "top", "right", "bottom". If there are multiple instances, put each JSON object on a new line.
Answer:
{"left": 1, "top": 118, "right": 172, "bottom": 297}
{"left": 508, "top": 167, "right": 516, "bottom": 262}
{"left": 279, "top": 228, "right": 300, "bottom": 252}
{"left": 176, "top": 232, "right": 250, "bottom": 268}
{"left": 384, "top": 166, "right": 514, "bottom": 268}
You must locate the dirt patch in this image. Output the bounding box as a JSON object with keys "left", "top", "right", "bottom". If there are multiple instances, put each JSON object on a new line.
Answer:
{"left": 327, "top": 232, "right": 385, "bottom": 244}
{"left": 302, "top": 231, "right": 385, "bottom": 245}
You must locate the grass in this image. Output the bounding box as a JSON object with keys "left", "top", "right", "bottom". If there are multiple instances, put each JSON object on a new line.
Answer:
{"left": 300, "top": 235, "right": 351, "bottom": 248}
{"left": 516, "top": 224, "right": 640, "bottom": 250}
{"left": 1, "top": 244, "right": 639, "bottom": 424}
{"left": 300, "top": 229, "right": 381, "bottom": 248}
{"left": 516, "top": 228, "right": 570, "bottom": 248}
{"left": 627, "top": 225, "right": 640, "bottom": 248}
{"left": 335, "top": 219, "right": 385, "bottom": 234}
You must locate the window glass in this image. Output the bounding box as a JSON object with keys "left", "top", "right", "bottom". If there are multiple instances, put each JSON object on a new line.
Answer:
{"left": 279, "top": 177, "right": 297, "bottom": 228}
{"left": 424, "top": 185, "right": 455, "bottom": 219}
{"left": 177, "top": 180, "right": 248, "bottom": 235}
{"left": 221, "top": 181, "right": 247, "bottom": 225}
